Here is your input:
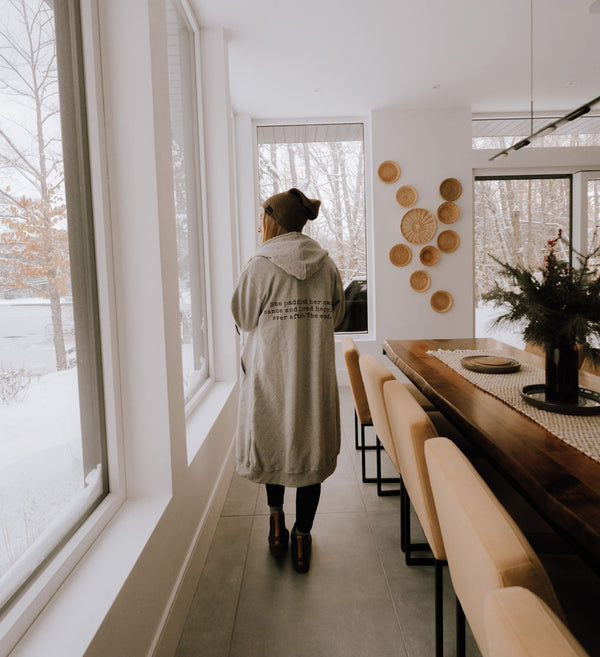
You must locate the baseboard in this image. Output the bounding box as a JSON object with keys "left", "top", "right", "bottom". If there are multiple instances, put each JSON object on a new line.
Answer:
{"left": 148, "top": 437, "right": 236, "bottom": 657}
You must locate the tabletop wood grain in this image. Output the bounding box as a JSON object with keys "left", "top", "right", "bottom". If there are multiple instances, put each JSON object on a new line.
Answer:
{"left": 383, "top": 337, "right": 600, "bottom": 572}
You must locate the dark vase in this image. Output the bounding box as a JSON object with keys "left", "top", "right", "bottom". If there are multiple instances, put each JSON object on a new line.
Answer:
{"left": 545, "top": 341, "right": 580, "bottom": 405}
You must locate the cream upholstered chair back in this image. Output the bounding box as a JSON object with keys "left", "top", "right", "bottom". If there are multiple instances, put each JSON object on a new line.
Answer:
{"left": 424, "top": 437, "right": 564, "bottom": 657}
{"left": 484, "top": 587, "right": 589, "bottom": 657}
{"left": 383, "top": 380, "right": 445, "bottom": 561}
{"left": 341, "top": 337, "right": 371, "bottom": 425}
{"left": 358, "top": 354, "right": 400, "bottom": 472}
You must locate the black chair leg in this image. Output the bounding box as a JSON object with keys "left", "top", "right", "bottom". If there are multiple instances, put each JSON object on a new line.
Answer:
{"left": 354, "top": 409, "right": 360, "bottom": 450}
{"left": 403, "top": 485, "right": 433, "bottom": 564}
{"left": 435, "top": 560, "right": 444, "bottom": 657}
{"left": 456, "top": 595, "right": 466, "bottom": 657}
{"left": 375, "top": 437, "right": 400, "bottom": 496}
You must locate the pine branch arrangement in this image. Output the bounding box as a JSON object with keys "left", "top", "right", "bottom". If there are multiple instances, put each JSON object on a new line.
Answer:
{"left": 482, "top": 230, "right": 600, "bottom": 368}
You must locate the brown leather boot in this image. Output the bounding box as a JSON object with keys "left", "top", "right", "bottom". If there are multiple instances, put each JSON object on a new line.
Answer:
{"left": 291, "top": 524, "right": 312, "bottom": 573}
{"left": 268, "top": 510, "right": 289, "bottom": 558}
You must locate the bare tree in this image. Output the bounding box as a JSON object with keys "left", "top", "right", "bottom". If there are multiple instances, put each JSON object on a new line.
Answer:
{"left": 0, "top": 0, "right": 69, "bottom": 370}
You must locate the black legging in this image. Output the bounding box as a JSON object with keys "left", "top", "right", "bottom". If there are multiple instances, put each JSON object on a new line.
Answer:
{"left": 266, "top": 483, "right": 321, "bottom": 534}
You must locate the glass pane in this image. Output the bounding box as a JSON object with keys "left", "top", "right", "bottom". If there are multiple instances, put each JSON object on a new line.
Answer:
{"left": 473, "top": 116, "right": 600, "bottom": 149}
{"left": 166, "top": 0, "right": 208, "bottom": 397}
{"left": 257, "top": 126, "right": 368, "bottom": 333}
{"left": 0, "top": 0, "right": 105, "bottom": 608}
{"left": 474, "top": 177, "right": 571, "bottom": 346}
{"left": 587, "top": 178, "right": 600, "bottom": 268}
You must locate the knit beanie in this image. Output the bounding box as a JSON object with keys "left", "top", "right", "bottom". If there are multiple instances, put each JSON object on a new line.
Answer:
{"left": 262, "top": 188, "right": 321, "bottom": 232}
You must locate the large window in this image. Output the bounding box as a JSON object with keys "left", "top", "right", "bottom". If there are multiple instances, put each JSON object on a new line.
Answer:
{"left": 166, "top": 0, "right": 209, "bottom": 400}
{"left": 257, "top": 123, "right": 368, "bottom": 333}
{"left": 0, "top": 0, "right": 106, "bottom": 612}
{"left": 474, "top": 175, "right": 572, "bottom": 345}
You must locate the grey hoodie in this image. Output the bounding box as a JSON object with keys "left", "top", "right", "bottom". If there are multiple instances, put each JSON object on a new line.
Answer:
{"left": 231, "top": 232, "right": 345, "bottom": 486}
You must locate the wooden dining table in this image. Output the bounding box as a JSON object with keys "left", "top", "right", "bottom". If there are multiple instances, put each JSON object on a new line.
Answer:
{"left": 382, "top": 337, "right": 600, "bottom": 574}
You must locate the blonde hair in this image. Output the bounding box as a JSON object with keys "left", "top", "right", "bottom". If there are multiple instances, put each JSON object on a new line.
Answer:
{"left": 261, "top": 211, "right": 289, "bottom": 242}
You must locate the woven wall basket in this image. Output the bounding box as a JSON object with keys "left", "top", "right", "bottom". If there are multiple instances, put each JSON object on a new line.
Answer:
{"left": 430, "top": 290, "right": 453, "bottom": 313}
{"left": 437, "top": 201, "right": 459, "bottom": 224}
{"left": 378, "top": 160, "right": 401, "bottom": 184}
{"left": 389, "top": 243, "right": 412, "bottom": 267}
{"left": 437, "top": 229, "right": 460, "bottom": 253}
{"left": 396, "top": 185, "right": 418, "bottom": 207}
{"left": 401, "top": 208, "right": 436, "bottom": 244}
{"left": 410, "top": 270, "right": 431, "bottom": 292}
{"left": 419, "top": 245, "right": 440, "bottom": 266}
{"left": 439, "top": 178, "right": 462, "bottom": 201}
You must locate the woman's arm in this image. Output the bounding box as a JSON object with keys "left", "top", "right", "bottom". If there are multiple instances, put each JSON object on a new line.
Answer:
{"left": 231, "top": 266, "right": 263, "bottom": 331}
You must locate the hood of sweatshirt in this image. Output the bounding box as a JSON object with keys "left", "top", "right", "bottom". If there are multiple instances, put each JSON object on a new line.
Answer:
{"left": 255, "top": 232, "right": 329, "bottom": 281}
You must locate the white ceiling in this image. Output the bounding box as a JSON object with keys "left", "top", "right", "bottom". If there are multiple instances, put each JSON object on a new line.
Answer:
{"left": 191, "top": 0, "right": 599, "bottom": 120}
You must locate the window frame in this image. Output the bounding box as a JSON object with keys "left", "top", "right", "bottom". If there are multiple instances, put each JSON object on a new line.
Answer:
{"left": 166, "top": 0, "right": 213, "bottom": 411}
{"left": 252, "top": 117, "right": 373, "bottom": 338}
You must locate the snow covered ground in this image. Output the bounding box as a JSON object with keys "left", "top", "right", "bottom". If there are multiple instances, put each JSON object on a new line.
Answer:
{"left": 0, "top": 299, "right": 82, "bottom": 578}
{"left": 475, "top": 301, "right": 526, "bottom": 349}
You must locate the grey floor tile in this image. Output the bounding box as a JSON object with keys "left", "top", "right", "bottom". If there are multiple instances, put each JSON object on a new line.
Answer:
{"left": 177, "top": 388, "right": 488, "bottom": 657}
{"left": 229, "top": 512, "right": 409, "bottom": 657}
{"left": 221, "top": 472, "right": 260, "bottom": 517}
{"left": 367, "top": 510, "right": 481, "bottom": 657}
{"left": 175, "top": 515, "right": 253, "bottom": 657}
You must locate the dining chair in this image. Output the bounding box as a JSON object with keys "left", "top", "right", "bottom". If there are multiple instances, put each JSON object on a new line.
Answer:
{"left": 484, "top": 587, "right": 589, "bottom": 657}
{"left": 341, "top": 337, "right": 375, "bottom": 483}
{"left": 358, "top": 354, "right": 402, "bottom": 498}
{"left": 383, "top": 379, "right": 446, "bottom": 657}
{"left": 424, "top": 437, "right": 565, "bottom": 657}
{"left": 342, "top": 337, "right": 435, "bottom": 483}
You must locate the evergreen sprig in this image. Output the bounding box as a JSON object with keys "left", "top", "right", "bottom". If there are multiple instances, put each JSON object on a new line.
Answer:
{"left": 482, "top": 230, "right": 600, "bottom": 368}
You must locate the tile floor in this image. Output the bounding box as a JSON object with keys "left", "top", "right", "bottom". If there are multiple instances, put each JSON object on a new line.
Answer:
{"left": 175, "top": 387, "right": 600, "bottom": 657}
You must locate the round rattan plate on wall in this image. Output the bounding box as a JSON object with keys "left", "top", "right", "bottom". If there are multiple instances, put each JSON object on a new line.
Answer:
{"left": 437, "top": 229, "right": 460, "bottom": 253}
{"left": 419, "top": 245, "right": 440, "bottom": 266}
{"left": 409, "top": 270, "right": 431, "bottom": 292}
{"left": 378, "top": 160, "right": 401, "bottom": 184}
{"left": 437, "top": 201, "right": 459, "bottom": 224}
{"left": 430, "top": 290, "right": 453, "bottom": 313}
{"left": 401, "top": 208, "right": 436, "bottom": 244}
{"left": 439, "top": 178, "right": 462, "bottom": 201}
{"left": 389, "top": 243, "right": 412, "bottom": 267}
{"left": 396, "top": 185, "right": 418, "bottom": 207}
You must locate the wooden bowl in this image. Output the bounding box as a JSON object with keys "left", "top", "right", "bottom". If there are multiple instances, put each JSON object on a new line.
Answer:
{"left": 437, "top": 201, "right": 459, "bottom": 224}
{"left": 419, "top": 245, "right": 440, "bottom": 266}
{"left": 389, "top": 243, "right": 412, "bottom": 267}
{"left": 401, "top": 208, "right": 436, "bottom": 244}
{"left": 395, "top": 185, "right": 418, "bottom": 207}
{"left": 439, "top": 178, "right": 462, "bottom": 201}
{"left": 437, "top": 229, "right": 460, "bottom": 253}
{"left": 410, "top": 270, "right": 431, "bottom": 292}
{"left": 378, "top": 160, "right": 401, "bottom": 183}
{"left": 430, "top": 290, "right": 453, "bottom": 313}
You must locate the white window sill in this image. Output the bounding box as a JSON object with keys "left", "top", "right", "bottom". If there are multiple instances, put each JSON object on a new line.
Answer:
{"left": 4, "top": 495, "right": 170, "bottom": 657}
{"left": 185, "top": 379, "right": 237, "bottom": 465}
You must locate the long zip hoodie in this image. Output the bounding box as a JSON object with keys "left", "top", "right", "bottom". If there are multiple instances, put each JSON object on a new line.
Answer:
{"left": 231, "top": 232, "right": 345, "bottom": 486}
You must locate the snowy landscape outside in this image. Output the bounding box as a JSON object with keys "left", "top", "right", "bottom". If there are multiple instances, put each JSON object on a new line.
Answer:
{"left": 0, "top": 0, "right": 94, "bottom": 601}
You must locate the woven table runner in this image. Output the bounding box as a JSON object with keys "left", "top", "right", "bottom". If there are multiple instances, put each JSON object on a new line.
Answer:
{"left": 429, "top": 348, "right": 600, "bottom": 463}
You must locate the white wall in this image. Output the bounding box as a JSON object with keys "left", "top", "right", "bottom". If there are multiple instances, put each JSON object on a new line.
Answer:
{"left": 365, "top": 108, "right": 475, "bottom": 358}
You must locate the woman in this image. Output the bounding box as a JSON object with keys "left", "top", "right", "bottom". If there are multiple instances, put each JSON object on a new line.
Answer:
{"left": 231, "top": 188, "right": 345, "bottom": 573}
